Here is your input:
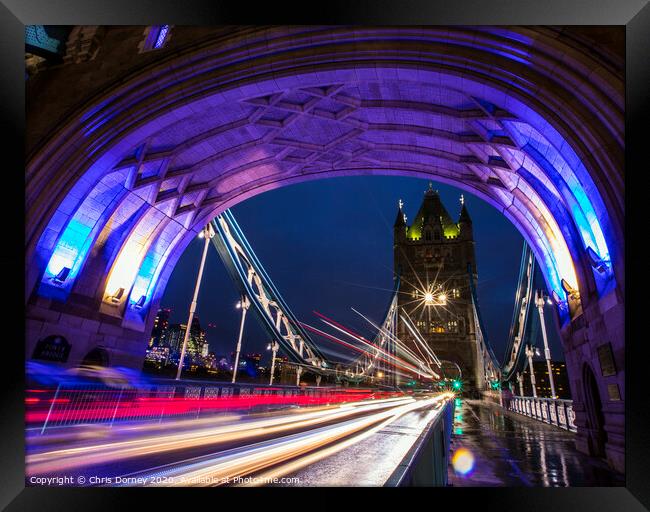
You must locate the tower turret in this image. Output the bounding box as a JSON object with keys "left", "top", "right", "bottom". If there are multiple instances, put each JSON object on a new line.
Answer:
{"left": 458, "top": 194, "right": 473, "bottom": 239}
{"left": 393, "top": 199, "right": 407, "bottom": 278}
{"left": 394, "top": 199, "right": 407, "bottom": 228}
{"left": 406, "top": 184, "right": 459, "bottom": 240}
{"left": 457, "top": 194, "right": 476, "bottom": 274}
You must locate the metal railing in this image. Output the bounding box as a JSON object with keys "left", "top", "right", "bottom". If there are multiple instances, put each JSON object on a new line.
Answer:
{"left": 508, "top": 395, "right": 576, "bottom": 432}
{"left": 27, "top": 378, "right": 392, "bottom": 432}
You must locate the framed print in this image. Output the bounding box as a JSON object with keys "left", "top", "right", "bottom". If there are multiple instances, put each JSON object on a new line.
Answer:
{"left": 2, "top": 0, "right": 648, "bottom": 509}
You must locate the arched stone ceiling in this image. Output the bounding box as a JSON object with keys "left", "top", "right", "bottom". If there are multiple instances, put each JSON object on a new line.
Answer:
{"left": 26, "top": 26, "right": 623, "bottom": 334}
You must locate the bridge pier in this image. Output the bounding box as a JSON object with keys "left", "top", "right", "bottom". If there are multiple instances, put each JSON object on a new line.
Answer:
{"left": 562, "top": 290, "right": 625, "bottom": 474}
{"left": 26, "top": 298, "right": 151, "bottom": 371}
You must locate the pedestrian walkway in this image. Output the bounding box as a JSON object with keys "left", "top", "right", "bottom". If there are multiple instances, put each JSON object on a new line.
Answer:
{"left": 448, "top": 399, "right": 624, "bottom": 487}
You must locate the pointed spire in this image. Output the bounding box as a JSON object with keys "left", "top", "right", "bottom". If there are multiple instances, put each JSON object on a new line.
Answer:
{"left": 459, "top": 197, "right": 472, "bottom": 225}
{"left": 458, "top": 195, "right": 472, "bottom": 239}
{"left": 404, "top": 185, "right": 461, "bottom": 239}
{"left": 394, "top": 198, "right": 406, "bottom": 227}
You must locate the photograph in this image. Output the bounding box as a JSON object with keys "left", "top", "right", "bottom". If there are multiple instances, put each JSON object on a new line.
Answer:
{"left": 6, "top": 6, "right": 644, "bottom": 503}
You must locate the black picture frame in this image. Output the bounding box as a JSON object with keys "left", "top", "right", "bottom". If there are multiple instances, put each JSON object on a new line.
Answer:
{"left": 2, "top": 0, "right": 648, "bottom": 509}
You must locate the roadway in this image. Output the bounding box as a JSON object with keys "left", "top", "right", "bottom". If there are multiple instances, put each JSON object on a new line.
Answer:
{"left": 26, "top": 392, "right": 452, "bottom": 487}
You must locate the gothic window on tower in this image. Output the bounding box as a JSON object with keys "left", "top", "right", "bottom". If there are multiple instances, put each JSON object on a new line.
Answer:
{"left": 431, "top": 321, "right": 445, "bottom": 334}
{"left": 447, "top": 320, "right": 459, "bottom": 333}
{"left": 424, "top": 229, "right": 432, "bottom": 241}
{"left": 139, "top": 25, "right": 172, "bottom": 52}
{"left": 434, "top": 230, "right": 441, "bottom": 241}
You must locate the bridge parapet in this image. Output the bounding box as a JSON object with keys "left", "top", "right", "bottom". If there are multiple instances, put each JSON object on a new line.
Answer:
{"left": 384, "top": 399, "right": 454, "bottom": 487}
{"left": 509, "top": 396, "right": 576, "bottom": 432}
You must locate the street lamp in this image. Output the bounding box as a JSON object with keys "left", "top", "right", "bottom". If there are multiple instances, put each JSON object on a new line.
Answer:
{"left": 525, "top": 345, "right": 537, "bottom": 398}
{"left": 231, "top": 295, "right": 250, "bottom": 384}
{"left": 267, "top": 341, "right": 279, "bottom": 385}
{"left": 176, "top": 224, "right": 215, "bottom": 380}
{"left": 535, "top": 290, "right": 557, "bottom": 399}
{"left": 516, "top": 372, "right": 524, "bottom": 396}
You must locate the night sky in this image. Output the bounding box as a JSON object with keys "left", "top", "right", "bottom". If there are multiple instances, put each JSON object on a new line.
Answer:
{"left": 161, "top": 176, "right": 563, "bottom": 364}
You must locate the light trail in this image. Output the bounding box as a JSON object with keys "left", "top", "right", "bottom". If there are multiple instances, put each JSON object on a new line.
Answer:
{"left": 25, "top": 387, "right": 379, "bottom": 425}
{"left": 400, "top": 313, "right": 443, "bottom": 376}
{"left": 239, "top": 394, "right": 451, "bottom": 486}
{"left": 130, "top": 393, "right": 453, "bottom": 486}
{"left": 316, "top": 317, "right": 428, "bottom": 377}
{"left": 349, "top": 307, "right": 438, "bottom": 375}
{"left": 401, "top": 309, "right": 442, "bottom": 366}
{"left": 301, "top": 322, "right": 427, "bottom": 379}
{"left": 26, "top": 396, "right": 411, "bottom": 475}
{"left": 308, "top": 310, "right": 435, "bottom": 379}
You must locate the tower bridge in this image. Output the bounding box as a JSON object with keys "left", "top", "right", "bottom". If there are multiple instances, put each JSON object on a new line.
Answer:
{"left": 392, "top": 185, "right": 498, "bottom": 395}
{"left": 25, "top": 26, "right": 625, "bottom": 482}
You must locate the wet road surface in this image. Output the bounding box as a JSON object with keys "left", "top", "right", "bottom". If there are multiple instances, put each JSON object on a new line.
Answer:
{"left": 26, "top": 394, "right": 451, "bottom": 486}
{"left": 275, "top": 405, "right": 443, "bottom": 486}
{"left": 448, "top": 399, "right": 624, "bottom": 487}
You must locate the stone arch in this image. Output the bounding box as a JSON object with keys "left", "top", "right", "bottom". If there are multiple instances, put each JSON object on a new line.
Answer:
{"left": 81, "top": 346, "right": 110, "bottom": 367}
{"left": 25, "top": 26, "right": 624, "bottom": 469}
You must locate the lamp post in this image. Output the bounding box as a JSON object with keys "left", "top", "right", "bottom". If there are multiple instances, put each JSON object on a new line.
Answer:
{"left": 525, "top": 345, "right": 537, "bottom": 398}
{"left": 231, "top": 295, "right": 250, "bottom": 384}
{"left": 176, "top": 224, "right": 214, "bottom": 381}
{"left": 535, "top": 290, "right": 557, "bottom": 399}
{"left": 268, "top": 341, "right": 279, "bottom": 385}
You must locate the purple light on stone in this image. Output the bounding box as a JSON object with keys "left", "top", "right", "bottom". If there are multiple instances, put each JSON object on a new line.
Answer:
{"left": 154, "top": 25, "right": 169, "bottom": 49}
{"left": 38, "top": 171, "right": 129, "bottom": 300}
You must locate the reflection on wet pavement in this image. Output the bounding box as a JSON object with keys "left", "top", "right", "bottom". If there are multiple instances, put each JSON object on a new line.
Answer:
{"left": 448, "top": 399, "right": 624, "bottom": 487}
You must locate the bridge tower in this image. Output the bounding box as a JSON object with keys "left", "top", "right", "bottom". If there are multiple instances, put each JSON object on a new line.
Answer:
{"left": 394, "top": 185, "right": 483, "bottom": 395}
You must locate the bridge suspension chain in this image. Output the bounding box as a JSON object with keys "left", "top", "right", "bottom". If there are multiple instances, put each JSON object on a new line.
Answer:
{"left": 209, "top": 210, "right": 328, "bottom": 373}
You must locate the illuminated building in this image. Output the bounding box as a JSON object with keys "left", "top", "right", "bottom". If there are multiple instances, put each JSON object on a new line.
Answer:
{"left": 157, "top": 316, "right": 208, "bottom": 366}
{"left": 523, "top": 360, "right": 571, "bottom": 399}
{"left": 144, "top": 346, "right": 170, "bottom": 366}
{"left": 149, "top": 308, "right": 171, "bottom": 347}
{"left": 394, "top": 186, "right": 483, "bottom": 393}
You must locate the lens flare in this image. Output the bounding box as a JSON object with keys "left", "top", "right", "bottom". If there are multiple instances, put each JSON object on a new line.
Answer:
{"left": 451, "top": 447, "right": 475, "bottom": 476}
